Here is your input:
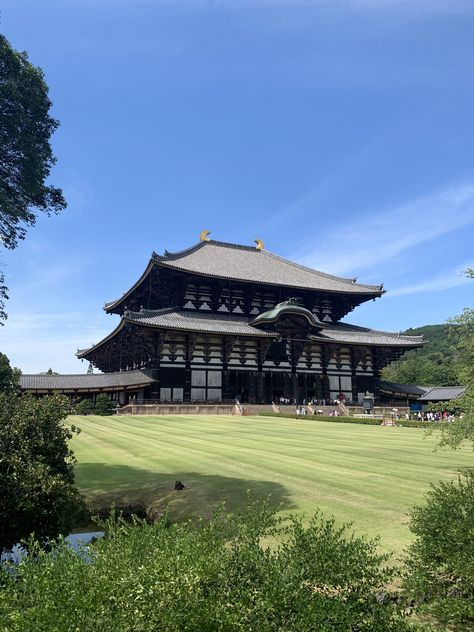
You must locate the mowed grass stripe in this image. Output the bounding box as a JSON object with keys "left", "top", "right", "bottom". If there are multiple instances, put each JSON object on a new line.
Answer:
{"left": 70, "top": 414, "right": 472, "bottom": 555}
{"left": 72, "top": 415, "right": 466, "bottom": 495}
{"left": 73, "top": 416, "right": 464, "bottom": 497}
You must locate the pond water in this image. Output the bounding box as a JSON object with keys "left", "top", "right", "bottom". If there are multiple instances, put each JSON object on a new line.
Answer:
{"left": 1, "top": 531, "right": 105, "bottom": 565}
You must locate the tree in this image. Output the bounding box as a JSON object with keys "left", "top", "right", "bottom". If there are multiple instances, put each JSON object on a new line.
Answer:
{"left": 94, "top": 393, "right": 115, "bottom": 416}
{"left": 404, "top": 271, "right": 474, "bottom": 628}
{"left": 40, "top": 368, "right": 59, "bottom": 375}
{"left": 403, "top": 471, "right": 474, "bottom": 629}
{"left": 438, "top": 305, "right": 474, "bottom": 449}
{"left": 75, "top": 398, "right": 94, "bottom": 415}
{"left": 0, "top": 394, "right": 85, "bottom": 553}
{"left": 0, "top": 351, "right": 20, "bottom": 391}
{"left": 0, "top": 34, "right": 66, "bottom": 320}
{"left": 382, "top": 324, "right": 460, "bottom": 387}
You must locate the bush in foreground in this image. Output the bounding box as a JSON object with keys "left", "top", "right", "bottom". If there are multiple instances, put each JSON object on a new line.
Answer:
{"left": 0, "top": 503, "right": 416, "bottom": 632}
{"left": 0, "top": 394, "right": 86, "bottom": 553}
{"left": 403, "top": 470, "right": 474, "bottom": 630}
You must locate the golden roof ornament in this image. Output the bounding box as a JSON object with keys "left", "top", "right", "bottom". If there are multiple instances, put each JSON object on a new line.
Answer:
{"left": 200, "top": 229, "right": 211, "bottom": 242}
{"left": 254, "top": 238, "right": 264, "bottom": 250}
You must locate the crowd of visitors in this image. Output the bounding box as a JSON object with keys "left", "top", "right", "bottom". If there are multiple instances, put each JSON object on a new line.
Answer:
{"left": 414, "top": 410, "right": 455, "bottom": 422}
{"left": 276, "top": 396, "right": 343, "bottom": 407}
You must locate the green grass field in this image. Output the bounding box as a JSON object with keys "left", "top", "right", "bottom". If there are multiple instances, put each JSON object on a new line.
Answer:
{"left": 71, "top": 414, "right": 473, "bottom": 558}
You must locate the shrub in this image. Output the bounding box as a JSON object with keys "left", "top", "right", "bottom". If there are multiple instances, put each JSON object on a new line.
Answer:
{"left": 0, "top": 503, "right": 416, "bottom": 631}
{"left": 94, "top": 393, "right": 115, "bottom": 416}
{"left": 403, "top": 470, "right": 474, "bottom": 630}
{"left": 75, "top": 398, "right": 94, "bottom": 415}
{"left": 258, "top": 411, "right": 430, "bottom": 428}
{"left": 0, "top": 394, "right": 86, "bottom": 553}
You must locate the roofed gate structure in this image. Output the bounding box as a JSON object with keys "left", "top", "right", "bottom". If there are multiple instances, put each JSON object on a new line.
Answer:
{"left": 76, "top": 234, "right": 423, "bottom": 405}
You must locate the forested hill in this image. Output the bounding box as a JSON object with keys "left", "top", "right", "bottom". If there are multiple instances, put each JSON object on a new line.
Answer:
{"left": 381, "top": 324, "right": 460, "bottom": 386}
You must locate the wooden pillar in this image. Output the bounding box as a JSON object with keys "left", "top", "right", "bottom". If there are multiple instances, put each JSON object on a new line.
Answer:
{"left": 222, "top": 370, "right": 232, "bottom": 402}
{"left": 150, "top": 332, "right": 165, "bottom": 401}
{"left": 321, "top": 346, "right": 331, "bottom": 401}
{"left": 372, "top": 348, "right": 382, "bottom": 403}
{"left": 283, "top": 373, "right": 292, "bottom": 399}
{"left": 184, "top": 334, "right": 197, "bottom": 403}
{"left": 256, "top": 372, "right": 265, "bottom": 403}
{"left": 291, "top": 374, "right": 298, "bottom": 403}
{"left": 248, "top": 371, "right": 257, "bottom": 403}
{"left": 222, "top": 336, "right": 236, "bottom": 402}
{"left": 350, "top": 347, "right": 359, "bottom": 404}
{"left": 257, "top": 339, "right": 271, "bottom": 404}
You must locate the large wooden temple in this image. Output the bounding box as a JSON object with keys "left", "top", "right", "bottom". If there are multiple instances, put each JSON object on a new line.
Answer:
{"left": 74, "top": 233, "right": 423, "bottom": 405}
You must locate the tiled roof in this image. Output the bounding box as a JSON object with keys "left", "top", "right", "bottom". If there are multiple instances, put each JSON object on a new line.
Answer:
{"left": 127, "top": 309, "right": 422, "bottom": 347}
{"left": 379, "top": 381, "right": 429, "bottom": 396}
{"left": 125, "top": 308, "right": 277, "bottom": 337}
{"left": 78, "top": 309, "right": 423, "bottom": 359}
{"left": 313, "top": 322, "right": 424, "bottom": 348}
{"left": 20, "top": 369, "right": 155, "bottom": 391}
{"left": 417, "top": 386, "right": 466, "bottom": 401}
{"left": 154, "top": 240, "right": 383, "bottom": 295}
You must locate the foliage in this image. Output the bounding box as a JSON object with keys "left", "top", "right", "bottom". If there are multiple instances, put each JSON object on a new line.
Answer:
{"left": 437, "top": 307, "right": 474, "bottom": 449}
{"left": 258, "top": 411, "right": 436, "bottom": 428}
{"left": 0, "top": 502, "right": 416, "bottom": 632}
{"left": 382, "top": 324, "right": 460, "bottom": 386}
{"left": 0, "top": 34, "right": 66, "bottom": 321}
{"left": 0, "top": 394, "right": 85, "bottom": 552}
{"left": 75, "top": 398, "right": 94, "bottom": 415}
{"left": 403, "top": 470, "right": 474, "bottom": 630}
{"left": 425, "top": 400, "right": 463, "bottom": 414}
{"left": 94, "top": 393, "right": 115, "bottom": 416}
{"left": 0, "top": 34, "right": 66, "bottom": 249}
{"left": 0, "top": 351, "right": 20, "bottom": 391}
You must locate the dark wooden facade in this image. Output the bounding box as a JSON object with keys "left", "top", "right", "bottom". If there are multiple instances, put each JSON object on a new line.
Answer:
{"left": 78, "top": 238, "right": 423, "bottom": 404}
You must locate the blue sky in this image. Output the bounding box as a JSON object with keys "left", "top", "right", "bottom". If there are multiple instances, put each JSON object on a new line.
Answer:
{"left": 1, "top": 0, "right": 473, "bottom": 373}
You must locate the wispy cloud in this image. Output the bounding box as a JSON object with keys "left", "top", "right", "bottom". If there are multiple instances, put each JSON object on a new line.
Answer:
{"left": 388, "top": 261, "right": 474, "bottom": 297}
{"left": 0, "top": 310, "right": 113, "bottom": 373}
{"left": 296, "top": 184, "right": 474, "bottom": 276}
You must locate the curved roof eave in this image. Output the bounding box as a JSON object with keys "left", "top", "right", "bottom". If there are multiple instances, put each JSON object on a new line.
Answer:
{"left": 124, "top": 315, "right": 278, "bottom": 338}
{"left": 103, "top": 257, "right": 156, "bottom": 313}
{"left": 308, "top": 330, "right": 424, "bottom": 348}
{"left": 157, "top": 260, "right": 384, "bottom": 296}
{"left": 103, "top": 241, "right": 384, "bottom": 310}
{"left": 76, "top": 319, "right": 126, "bottom": 358}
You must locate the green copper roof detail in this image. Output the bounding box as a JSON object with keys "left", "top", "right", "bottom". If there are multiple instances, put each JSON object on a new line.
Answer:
{"left": 249, "top": 299, "right": 324, "bottom": 331}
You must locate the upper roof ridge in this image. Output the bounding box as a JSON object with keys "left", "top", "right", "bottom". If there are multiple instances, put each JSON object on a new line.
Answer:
{"left": 155, "top": 239, "right": 260, "bottom": 261}
{"left": 261, "top": 249, "right": 382, "bottom": 291}
{"left": 155, "top": 238, "right": 383, "bottom": 291}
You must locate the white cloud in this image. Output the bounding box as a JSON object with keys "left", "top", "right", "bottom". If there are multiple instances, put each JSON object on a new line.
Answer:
{"left": 296, "top": 184, "right": 474, "bottom": 276}
{"left": 388, "top": 262, "right": 474, "bottom": 297}
{"left": 0, "top": 310, "right": 113, "bottom": 373}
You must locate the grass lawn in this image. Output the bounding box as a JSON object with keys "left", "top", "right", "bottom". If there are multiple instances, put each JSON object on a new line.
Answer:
{"left": 70, "top": 414, "right": 473, "bottom": 558}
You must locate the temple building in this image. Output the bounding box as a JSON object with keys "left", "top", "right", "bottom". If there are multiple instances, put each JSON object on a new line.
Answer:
{"left": 70, "top": 233, "right": 423, "bottom": 405}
